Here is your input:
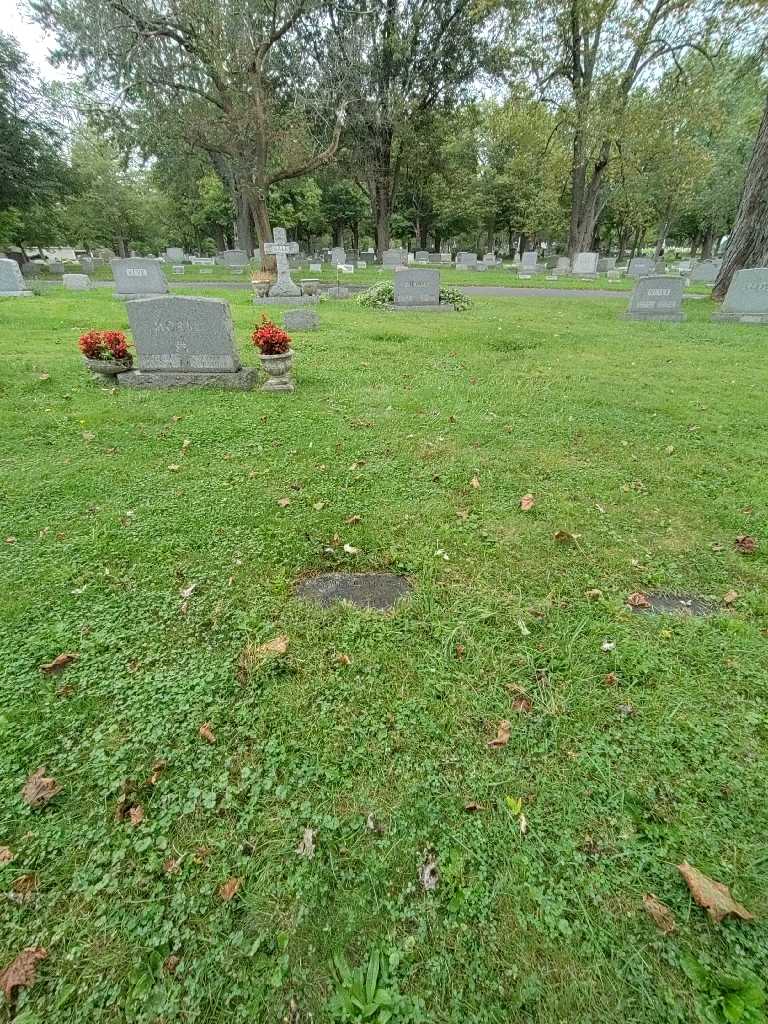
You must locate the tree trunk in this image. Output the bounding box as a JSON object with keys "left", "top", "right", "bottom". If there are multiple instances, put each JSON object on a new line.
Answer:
{"left": 518, "top": 234, "right": 528, "bottom": 257}
{"left": 654, "top": 217, "right": 668, "bottom": 256}
{"left": 568, "top": 136, "right": 610, "bottom": 255}
{"left": 352, "top": 222, "right": 359, "bottom": 251}
{"left": 249, "top": 191, "right": 276, "bottom": 273}
{"left": 629, "top": 226, "right": 642, "bottom": 260}
{"left": 617, "top": 229, "right": 627, "bottom": 263}
{"left": 713, "top": 93, "right": 768, "bottom": 299}
{"left": 419, "top": 222, "right": 428, "bottom": 249}
{"left": 375, "top": 182, "right": 392, "bottom": 255}
{"left": 214, "top": 224, "right": 226, "bottom": 251}
{"left": 235, "top": 188, "right": 253, "bottom": 255}
{"left": 701, "top": 230, "right": 714, "bottom": 259}
{"left": 690, "top": 235, "right": 699, "bottom": 258}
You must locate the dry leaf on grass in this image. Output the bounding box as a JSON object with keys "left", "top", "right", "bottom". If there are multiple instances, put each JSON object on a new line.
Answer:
{"left": 469, "top": 475, "right": 481, "bottom": 489}
{"left": 218, "top": 876, "right": 242, "bottom": 901}
{"left": 735, "top": 535, "right": 757, "bottom": 554}
{"left": 21, "top": 767, "right": 61, "bottom": 808}
{"left": 643, "top": 894, "right": 676, "bottom": 934}
{"left": 39, "top": 652, "right": 78, "bottom": 674}
{"left": 627, "top": 592, "right": 652, "bottom": 609}
{"left": 277, "top": 497, "right": 291, "bottom": 508}
{"left": 487, "top": 720, "right": 512, "bottom": 749}
{"left": 456, "top": 508, "right": 470, "bottom": 521}
{"left": 511, "top": 695, "right": 532, "bottom": 713}
{"left": 554, "top": 529, "right": 581, "bottom": 544}
{"left": 519, "top": 494, "right": 535, "bottom": 511}
{"left": 128, "top": 804, "right": 144, "bottom": 826}
{"left": 723, "top": 590, "right": 739, "bottom": 606}
{"left": 0, "top": 947, "right": 47, "bottom": 1004}
{"left": 313, "top": 501, "right": 327, "bottom": 511}
{"left": 463, "top": 802, "right": 485, "bottom": 813}
{"left": 296, "top": 828, "right": 317, "bottom": 859}
{"left": 163, "top": 857, "right": 181, "bottom": 875}
{"left": 199, "top": 723, "right": 216, "bottom": 744}
{"left": 164, "top": 954, "right": 181, "bottom": 974}
{"left": 678, "top": 862, "right": 754, "bottom": 923}
{"left": 454, "top": 643, "right": 466, "bottom": 659}
{"left": 179, "top": 583, "right": 197, "bottom": 600}
{"left": 256, "top": 635, "right": 288, "bottom": 656}
{"left": 603, "top": 672, "right": 618, "bottom": 687}
{"left": 167, "top": 464, "right": 180, "bottom": 472}
{"left": 345, "top": 515, "right": 361, "bottom": 525}
{"left": 147, "top": 760, "right": 167, "bottom": 786}
{"left": 584, "top": 588, "right": 603, "bottom": 600}
{"left": 0, "top": 847, "right": 13, "bottom": 864}
{"left": 11, "top": 874, "right": 39, "bottom": 900}
{"left": 334, "top": 653, "right": 352, "bottom": 667}
{"left": 419, "top": 852, "right": 439, "bottom": 891}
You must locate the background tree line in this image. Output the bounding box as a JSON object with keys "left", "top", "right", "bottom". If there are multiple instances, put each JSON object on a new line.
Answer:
{"left": 2, "top": 0, "right": 767, "bottom": 292}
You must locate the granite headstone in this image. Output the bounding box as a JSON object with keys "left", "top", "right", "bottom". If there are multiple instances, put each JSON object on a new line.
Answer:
{"left": 623, "top": 275, "right": 685, "bottom": 321}
{"left": 711, "top": 268, "right": 768, "bottom": 324}
{"left": 112, "top": 257, "right": 168, "bottom": 300}
{"left": 0, "top": 258, "right": 32, "bottom": 296}
{"left": 393, "top": 268, "right": 441, "bottom": 308}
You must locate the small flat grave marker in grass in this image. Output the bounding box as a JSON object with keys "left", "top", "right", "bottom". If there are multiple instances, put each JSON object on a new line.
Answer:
{"left": 296, "top": 572, "right": 411, "bottom": 611}
{"left": 628, "top": 590, "right": 715, "bottom": 616}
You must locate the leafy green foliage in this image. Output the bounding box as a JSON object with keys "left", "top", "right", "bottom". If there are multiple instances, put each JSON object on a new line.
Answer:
{"left": 356, "top": 281, "right": 471, "bottom": 311}
{"left": 327, "top": 950, "right": 424, "bottom": 1023}
{"left": 681, "top": 956, "right": 766, "bottom": 1024}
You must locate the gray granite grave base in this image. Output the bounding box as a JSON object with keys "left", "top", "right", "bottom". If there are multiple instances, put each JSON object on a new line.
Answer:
{"left": 628, "top": 590, "right": 715, "bottom": 617}
{"left": 295, "top": 572, "right": 411, "bottom": 611}
{"left": 262, "top": 377, "right": 295, "bottom": 392}
{"left": 388, "top": 303, "right": 455, "bottom": 312}
{"left": 622, "top": 311, "right": 685, "bottom": 322}
{"left": 253, "top": 295, "right": 319, "bottom": 305}
{"left": 119, "top": 368, "right": 257, "bottom": 390}
{"left": 0, "top": 290, "right": 32, "bottom": 297}
{"left": 116, "top": 292, "right": 168, "bottom": 301}
{"left": 711, "top": 312, "right": 768, "bottom": 324}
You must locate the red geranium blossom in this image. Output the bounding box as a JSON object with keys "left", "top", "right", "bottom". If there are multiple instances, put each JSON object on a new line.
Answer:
{"left": 78, "top": 330, "right": 133, "bottom": 364}
{"left": 251, "top": 315, "right": 292, "bottom": 355}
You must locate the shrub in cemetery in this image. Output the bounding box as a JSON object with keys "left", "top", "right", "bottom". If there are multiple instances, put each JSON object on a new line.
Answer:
{"left": 78, "top": 329, "right": 132, "bottom": 365}
{"left": 356, "top": 281, "right": 472, "bottom": 311}
{"left": 251, "top": 316, "right": 292, "bottom": 355}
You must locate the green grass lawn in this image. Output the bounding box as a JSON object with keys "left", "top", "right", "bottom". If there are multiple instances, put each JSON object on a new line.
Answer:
{"left": 1, "top": 286, "right": 766, "bottom": 1023}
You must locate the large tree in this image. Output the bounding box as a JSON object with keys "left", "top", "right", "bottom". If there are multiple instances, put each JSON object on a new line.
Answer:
{"left": 713, "top": 92, "right": 768, "bottom": 300}
{"left": 29, "top": 0, "right": 347, "bottom": 266}
{"left": 330, "top": 0, "right": 502, "bottom": 255}
{"left": 513, "top": 0, "right": 754, "bottom": 255}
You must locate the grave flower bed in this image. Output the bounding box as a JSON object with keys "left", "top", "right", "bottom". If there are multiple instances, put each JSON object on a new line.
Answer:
{"left": 356, "top": 281, "right": 472, "bottom": 311}
{"left": 78, "top": 329, "right": 133, "bottom": 374}
{"left": 251, "top": 315, "right": 295, "bottom": 392}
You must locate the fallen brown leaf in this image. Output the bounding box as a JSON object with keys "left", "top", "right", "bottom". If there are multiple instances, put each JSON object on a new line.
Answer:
{"left": 603, "top": 672, "right": 618, "bottom": 687}
{"left": 313, "top": 501, "right": 327, "bottom": 511}
{"left": 643, "top": 894, "right": 676, "bottom": 934}
{"left": 554, "top": 529, "right": 580, "bottom": 544}
{"left": 735, "top": 535, "right": 757, "bottom": 554}
{"left": 456, "top": 508, "right": 470, "bottom": 521}
{"left": 39, "top": 652, "right": 78, "bottom": 674}
{"left": 164, "top": 954, "right": 180, "bottom": 974}
{"left": 343, "top": 543, "right": 359, "bottom": 555}
{"left": 147, "top": 759, "right": 167, "bottom": 786}
{"left": 163, "top": 857, "right": 181, "bottom": 875}
{"left": 277, "top": 497, "right": 291, "bottom": 508}
{"left": 296, "top": 827, "right": 317, "bottom": 859}
{"left": 463, "top": 802, "right": 485, "bottom": 813}
{"left": 469, "top": 475, "right": 481, "bottom": 489}
{"left": 255, "top": 635, "right": 288, "bottom": 656}
{"left": 345, "top": 515, "right": 361, "bottom": 525}
{"left": 627, "top": 592, "right": 652, "bottom": 609}
{"left": 487, "top": 720, "right": 512, "bottom": 749}
{"left": 21, "top": 767, "right": 61, "bottom": 808}
{"left": 723, "top": 590, "right": 739, "bottom": 606}
{"left": 519, "top": 494, "right": 535, "bottom": 511}
{"left": 334, "top": 653, "right": 352, "bottom": 667}
{"left": 128, "top": 804, "right": 144, "bottom": 826}
{"left": 11, "top": 874, "right": 39, "bottom": 900}
{"left": 678, "top": 862, "right": 754, "bottom": 923}
{"left": 0, "top": 947, "right": 47, "bottom": 1004}
{"left": 0, "top": 847, "right": 13, "bottom": 863}
{"left": 218, "top": 876, "right": 242, "bottom": 901}
{"left": 199, "top": 723, "right": 216, "bottom": 744}
{"left": 584, "top": 588, "right": 603, "bottom": 600}
{"left": 454, "top": 643, "right": 466, "bottom": 659}
{"left": 511, "top": 695, "right": 532, "bottom": 713}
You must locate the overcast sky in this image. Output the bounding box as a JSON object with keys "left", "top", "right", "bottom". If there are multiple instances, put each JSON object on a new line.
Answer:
{"left": 7, "top": 0, "right": 65, "bottom": 81}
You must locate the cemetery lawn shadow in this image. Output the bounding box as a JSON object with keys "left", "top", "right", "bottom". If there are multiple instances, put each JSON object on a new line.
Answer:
{"left": 1, "top": 287, "right": 767, "bottom": 1023}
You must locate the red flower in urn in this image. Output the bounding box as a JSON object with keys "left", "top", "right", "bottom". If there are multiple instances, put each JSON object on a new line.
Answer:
{"left": 251, "top": 315, "right": 292, "bottom": 355}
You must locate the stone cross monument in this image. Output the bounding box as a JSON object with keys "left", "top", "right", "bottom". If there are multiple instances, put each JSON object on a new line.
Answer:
{"left": 263, "top": 227, "right": 301, "bottom": 297}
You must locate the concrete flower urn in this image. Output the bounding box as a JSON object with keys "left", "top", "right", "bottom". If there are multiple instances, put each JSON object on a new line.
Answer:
{"left": 84, "top": 357, "right": 131, "bottom": 377}
{"left": 300, "top": 278, "right": 320, "bottom": 296}
{"left": 260, "top": 350, "right": 295, "bottom": 392}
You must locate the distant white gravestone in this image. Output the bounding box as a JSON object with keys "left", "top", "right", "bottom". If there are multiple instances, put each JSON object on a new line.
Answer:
{"left": 0, "top": 258, "right": 32, "bottom": 296}
{"left": 571, "top": 252, "right": 599, "bottom": 277}
{"left": 623, "top": 275, "right": 685, "bottom": 321}
{"left": 263, "top": 228, "right": 301, "bottom": 297}
{"left": 112, "top": 257, "right": 168, "bottom": 300}
{"left": 712, "top": 268, "right": 768, "bottom": 324}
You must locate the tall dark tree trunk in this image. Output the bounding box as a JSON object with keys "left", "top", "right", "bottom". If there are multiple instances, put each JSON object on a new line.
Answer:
{"left": 568, "top": 136, "right": 610, "bottom": 255}
{"left": 714, "top": 94, "right": 768, "bottom": 299}
{"left": 352, "top": 222, "right": 359, "bottom": 251}
{"left": 419, "top": 222, "right": 428, "bottom": 249}
{"left": 617, "top": 229, "right": 627, "bottom": 263}
{"left": 248, "top": 190, "right": 276, "bottom": 273}
{"left": 629, "top": 226, "right": 642, "bottom": 260}
{"left": 214, "top": 224, "right": 226, "bottom": 251}
{"left": 518, "top": 234, "right": 528, "bottom": 257}
{"left": 701, "top": 230, "right": 714, "bottom": 259}
{"left": 690, "top": 235, "right": 699, "bottom": 258}
{"left": 235, "top": 188, "right": 253, "bottom": 255}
